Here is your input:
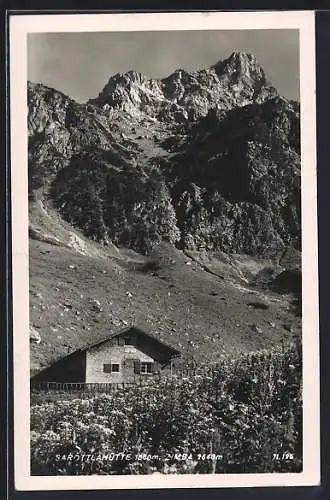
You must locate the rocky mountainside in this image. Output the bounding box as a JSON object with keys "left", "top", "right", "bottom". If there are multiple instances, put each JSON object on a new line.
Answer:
{"left": 166, "top": 97, "right": 300, "bottom": 255}
{"left": 28, "top": 51, "right": 300, "bottom": 259}
{"left": 28, "top": 51, "right": 301, "bottom": 370}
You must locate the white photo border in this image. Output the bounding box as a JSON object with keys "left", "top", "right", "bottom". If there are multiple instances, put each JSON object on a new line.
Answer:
{"left": 10, "top": 10, "right": 319, "bottom": 491}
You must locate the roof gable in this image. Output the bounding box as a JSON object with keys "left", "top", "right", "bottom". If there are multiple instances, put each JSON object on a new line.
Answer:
{"left": 84, "top": 325, "right": 181, "bottom": 357}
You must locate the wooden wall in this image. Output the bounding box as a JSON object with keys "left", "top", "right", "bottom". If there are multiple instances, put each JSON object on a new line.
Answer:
{"left": 86, "top": 341, "right": 157, "bottom": 383}
{"left": 32, "top": 350, "right": 86, "bottom": 382}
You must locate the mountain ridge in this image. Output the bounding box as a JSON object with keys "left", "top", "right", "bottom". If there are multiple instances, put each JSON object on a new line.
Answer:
{"left": 88, "top": 51, "right": 279, "bottom": 122}
{"left": 28, "top": 51, "right": 301, "bottom": 258}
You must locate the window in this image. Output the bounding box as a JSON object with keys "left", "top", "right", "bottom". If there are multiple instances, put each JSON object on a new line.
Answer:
{"left": 103, "top": 363, "right": 120, "bottom": 373}
{"left": 140, "top": 362, "right": 153, "bottom": 374}
{"left": 124, "top": 336, "right": 136, "bottom": 346}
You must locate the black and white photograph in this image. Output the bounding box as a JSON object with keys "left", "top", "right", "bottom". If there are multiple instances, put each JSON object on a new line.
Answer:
{"left": 10, "top": 11, "right": 319, "bottom": 490}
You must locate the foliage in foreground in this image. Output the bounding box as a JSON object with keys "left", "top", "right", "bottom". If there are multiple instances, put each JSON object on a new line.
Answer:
{"left": 30, "top": 339, "right": 302, "bottom": 475}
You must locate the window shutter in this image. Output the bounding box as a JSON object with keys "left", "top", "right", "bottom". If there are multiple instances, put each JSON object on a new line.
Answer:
{"left": 134, "top": 360, "right": 141, "bottom": 374}
{"left": 118, "top": 336, "right": 125, "bottom": 346}
{"left": 103, "top": 364, "right": 111, "bottom": 373}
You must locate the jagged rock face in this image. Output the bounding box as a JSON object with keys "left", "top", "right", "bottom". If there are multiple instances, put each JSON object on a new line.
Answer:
{"left": 28, "top": 51, "right": 301, "bottom": 257}
{"left": 90, "top": 71, "right": 165, "bottom": 118}
{"left": 28, "top": 82, "right": 137, "bottom": 190}
{"left": 91, "top": 51, "right": 278, "bottom": 122}
{"left": 167, "top": 97, "right": 300, "bottom": 254}
{"left": 213, "top": 51, "right": 268, "bottom": 91}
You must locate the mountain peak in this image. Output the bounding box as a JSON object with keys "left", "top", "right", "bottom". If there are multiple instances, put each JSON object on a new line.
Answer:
{"left": 103, "top": 70, "right": 151, "bottom": 88}
{"left": 212, "top": 51, "right": 267, "bottom": 85}
{"left": 213, "top": 50, "right": 259, "bottom": 67}
{"left": 228, "top": 50, "right": 257, "bottom": 61}
{"left": 88, "top": 69, "right": 163, "bottom": 112}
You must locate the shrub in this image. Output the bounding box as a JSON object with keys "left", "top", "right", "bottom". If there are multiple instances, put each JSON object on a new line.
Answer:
{"left": 30, "top": 339, "right": 302, "bottom": 475}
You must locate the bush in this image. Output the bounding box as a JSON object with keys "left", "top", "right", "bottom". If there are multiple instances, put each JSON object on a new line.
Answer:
{"left": 30, "top": 339, "right": 302, "bottom": 475}
{"left": 139, "top": 258, "right": 162, "bottom": 273}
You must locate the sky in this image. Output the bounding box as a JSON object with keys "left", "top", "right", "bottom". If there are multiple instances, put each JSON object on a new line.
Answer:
{"left": 28, "top": 30, "right": 300, "bottom": 103}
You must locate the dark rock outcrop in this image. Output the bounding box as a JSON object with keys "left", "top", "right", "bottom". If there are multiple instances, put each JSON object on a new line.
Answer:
{"left": 166, "top": 97, "right": 300, "bottom": 254}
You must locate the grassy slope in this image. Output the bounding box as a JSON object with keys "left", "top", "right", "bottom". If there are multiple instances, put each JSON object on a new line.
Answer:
{"left": 29, "top": 207, "right": 300, "bottom": 372}
{"left": 28, "top": 85, "right": 301, "bottom": 375}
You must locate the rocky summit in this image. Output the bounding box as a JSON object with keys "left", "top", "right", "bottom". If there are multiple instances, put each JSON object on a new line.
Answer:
{"left": 28, "top": 52, "right": 301, "bottom": 370}
{"left": 28, "top": 51, "right": 299, "bottom": 257}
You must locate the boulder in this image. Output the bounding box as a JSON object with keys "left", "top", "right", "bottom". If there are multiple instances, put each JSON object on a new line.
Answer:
{"left": 30, "top": 326, "right": 41, "bottom": 344}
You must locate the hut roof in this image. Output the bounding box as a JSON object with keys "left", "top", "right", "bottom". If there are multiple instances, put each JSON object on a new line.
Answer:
{"left": 83, "top": 324, "right": 181, "bottom": 357}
